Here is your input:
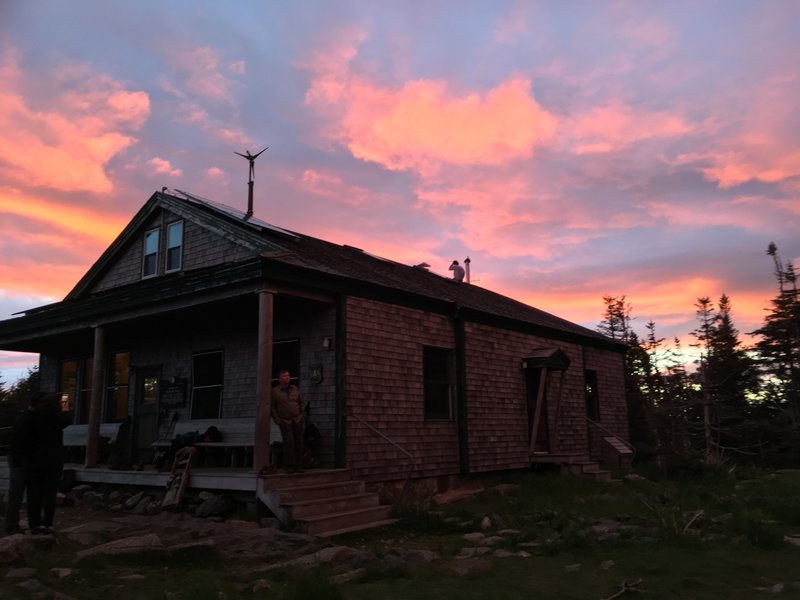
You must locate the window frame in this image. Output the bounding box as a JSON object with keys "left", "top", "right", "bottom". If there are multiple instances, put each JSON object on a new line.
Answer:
{"left": 422, "top": 345, "right": 454, "bottom": 421}
{"left": 105, "top": 351, "right": 130, "bottom": 423}
{"left": 165, "top": 220, "right": 184, "bottom": 273}
{"left": 190, "top": 350, "right": 224, "bottom": 419}
{"left": 142, "top": 227, "right": 160, "bottom": 278}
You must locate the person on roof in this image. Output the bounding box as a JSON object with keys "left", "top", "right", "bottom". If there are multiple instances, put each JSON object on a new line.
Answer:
{"left": 449, "top": 260, "right": 465, "bottom": 282}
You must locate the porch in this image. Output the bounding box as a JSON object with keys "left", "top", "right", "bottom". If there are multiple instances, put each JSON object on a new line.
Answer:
{"left": 0, "top": 460, "right": 395, "bottom": 537}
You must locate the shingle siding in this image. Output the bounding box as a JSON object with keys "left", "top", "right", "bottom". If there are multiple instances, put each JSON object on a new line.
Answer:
{"left": 92, "top": 210, "right": 253, "bottom": 293}
{"left": 345, "top": 297, "right": 460, "bottom": 483}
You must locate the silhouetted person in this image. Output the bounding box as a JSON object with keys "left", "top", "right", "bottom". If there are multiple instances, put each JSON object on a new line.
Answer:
{"left": 18, "top": 392, "right": 70, "bottom": 534}
{"left": 5, "top": 394, "right": 38, "bottom": 534}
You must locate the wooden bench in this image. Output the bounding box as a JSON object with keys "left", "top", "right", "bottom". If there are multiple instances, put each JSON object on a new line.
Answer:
{"left": 63, "top": 422, "right": 126, "bottom": 464}
{"left": 151, "top": 420, "right": 282, "bottom": 468}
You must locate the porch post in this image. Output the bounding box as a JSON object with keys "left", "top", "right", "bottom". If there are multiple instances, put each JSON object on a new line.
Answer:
{"left": 254, "top": 290, "right": 274, "bottom": 472}
{"left": 85, "top": 325, "right": 105, "bottom": 468}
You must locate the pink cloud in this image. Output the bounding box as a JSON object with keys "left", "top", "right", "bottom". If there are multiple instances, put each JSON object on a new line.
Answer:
{"left": 0, "top": 50, "right": 149, "bottom": 194}
{"left": 148, "top": 157, "right": 182, "bottom": 177}
{"left": 162, "top": 44, "right": 246, "bottom": 105}
{"left": 565, "top": 101, "right": 692, "bottom": 155}
{"left": 304, "top": 38, "right": 557, "bottom": 175}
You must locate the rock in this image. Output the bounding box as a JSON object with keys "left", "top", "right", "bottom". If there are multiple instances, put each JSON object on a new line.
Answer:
{"left": 479, "top": 536, "right": 505, "bottom": 547}
{"left": 16, "top": 579, "right": 49, "bottom": 593}
{"left": 132, "top": 495, "right": 153, "bottom": 515}
{"left": 600, "top": 560, "right": 615, "bottom": 570}
{"left": 124, "top": 492, "right": 145, "bottom": 510}
{"left": 50, "top": 567, "right": 74, "bottom": 579}
{"left": 70, "top": 484, "right": 92, "bottom": 499}
{"left": 330, "top": 568, "right": 366, "bottom": 584}
{"left": 432, "top": 488, "right": 484, "bottom": 505}
{"left": 0, "top": 533, "right": 32, "bottom": 564}
{"left": 491, "top": 484, "right": 519, "bottom": 496}
{"left": 447, "top": 557, "right": 492, "bottom": 576}
{"left": 564, "top": 563, "right": 581, "bottom": 572}
{"left": 492, "top": 549, "right": 517, "bottom": 558}
{"left": 498, "top": 529, "right": 521, "bottom": 537}
{"left": 784, "top": 534, "right": 800, "bottom": 547}
{"left": 260, "top": 517, "right": 281, "bottom": 529}
{"left": 5, "top": 567, "right": 36, "bottom": 579}
{"left": 462, "top": 532, "right": 485, "bottom": 543}
{"left": 75, "top": 533, "right": 163, "bottom": 561}
{"left": 393, "top": 548, "right": 438, "bottom": 566}
{"left": 196, "top": 494, "right": 234, "bottom": 518}
{"left": 252, "top": 578, "right": 273, "bottom": 593}
{"left": 490, "top": 513, "right": 507, "bottom": 529}
{"left": 480, "top": 516, "right": 492, "bottom": 530}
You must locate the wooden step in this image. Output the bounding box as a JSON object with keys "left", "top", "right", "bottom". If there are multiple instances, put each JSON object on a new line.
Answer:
{"left": 288, "top": 492, "right": 379, "bottom": 519}
{"left": 272, "top": 480, "right": 366, "bottom": 504}
{"left": 301, "top": 504, "right": 395, "bottom": 536}
{"left": 603, "top": 436, "right": 634, "bottom": 455}
{"left": 262, "top": 468, "right": 353, "bottom": 488}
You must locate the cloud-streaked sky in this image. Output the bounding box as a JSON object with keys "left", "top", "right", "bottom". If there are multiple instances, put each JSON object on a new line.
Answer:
{"left": 1, "top": 1, "right": 799, "bottom": 383}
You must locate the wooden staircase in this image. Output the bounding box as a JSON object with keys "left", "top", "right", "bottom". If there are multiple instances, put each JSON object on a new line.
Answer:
{"left": 530, "top": 453, "right": 612, "bottom": 481}
{"left": 257, "top": 469, "right": 396, "bottom": 537}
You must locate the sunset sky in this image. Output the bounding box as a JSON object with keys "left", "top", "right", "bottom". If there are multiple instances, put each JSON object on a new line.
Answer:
{"left": 1, "top": 1, "right": 799, "bottom": 384}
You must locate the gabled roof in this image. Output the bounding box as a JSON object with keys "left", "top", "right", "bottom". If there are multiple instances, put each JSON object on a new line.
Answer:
{"left": 1, "top": 190, "right": 626, "bottom": 353}
{"left": 163, "top": 191, "right": 623, "bottom": 351}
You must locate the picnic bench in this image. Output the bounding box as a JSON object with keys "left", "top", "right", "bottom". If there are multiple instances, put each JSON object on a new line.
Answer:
{"left": 62, "top": 422, "right": 127, "bottom": 464}
{"left": 151, "top": 419, "right": 282, "bottom": 468}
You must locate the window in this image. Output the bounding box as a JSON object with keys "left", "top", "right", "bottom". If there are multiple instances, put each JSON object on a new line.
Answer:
{"left": 191, "top": 350, "right": 223, "bottom": 419}
{"left": 423, "top": 346, "right": 453, "bottom": 420}
{"left": 585, "top": 369, "right": 600, "bottom": 421}
{"left": 79, "top": 357, "right": 93, "bottom": 424}
{"left": 143, "top": 228, "right": 159, "bottom": 278}
{"left": 59, "top": 360, "right": 78, "bottom": 413}
{"left": 105, "top": 352, "right": 130, "bottom": 422}
{"left": 165, "top": 220, "right": 183, "bottom": 272}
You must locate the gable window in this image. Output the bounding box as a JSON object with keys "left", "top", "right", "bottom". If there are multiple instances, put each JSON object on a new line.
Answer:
{"left": 191, "top": 350, "right": 223, "bottom": 419}
{"left": 105, "top": 352, "right": 130, "bottom": 423}
{"left": 165, "top": 220, "right": 183, "bottom": 272}
{"left": 143, "top": 228, "right": 159, "bottom": 278}
{"left": 585, "top": 369, "right": 600, "bottom": 421}
{"left": 423, "top": 346, "right": 453, "bottom": 420}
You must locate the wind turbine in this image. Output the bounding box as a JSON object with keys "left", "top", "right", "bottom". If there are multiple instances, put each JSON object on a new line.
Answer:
{"left": 235, "top": 145, "right": 268, "bottom": 219}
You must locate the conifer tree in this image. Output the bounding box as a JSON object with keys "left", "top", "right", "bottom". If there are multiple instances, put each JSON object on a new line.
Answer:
{"left": 752, "top": 243, "right": 800, "bottom": 422}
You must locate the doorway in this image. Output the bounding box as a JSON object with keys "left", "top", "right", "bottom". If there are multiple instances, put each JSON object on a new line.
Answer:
{"left": 526, "top": 367, "right": 550, "bottom": 453}
{"left": 135, "top": 369, "right": 161, "bottom": 464}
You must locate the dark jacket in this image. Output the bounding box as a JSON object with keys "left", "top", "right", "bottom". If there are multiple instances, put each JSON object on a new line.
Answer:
{"left": 12, "top": 406, "right": 69, "bottom": 469}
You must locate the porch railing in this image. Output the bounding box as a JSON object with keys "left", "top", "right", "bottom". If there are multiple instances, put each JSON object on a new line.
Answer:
{"left": 586, "top": 416, "right": 637, "bottom": 462}
{"left": 347, "top": 411, "right": 416, "bottom": 510}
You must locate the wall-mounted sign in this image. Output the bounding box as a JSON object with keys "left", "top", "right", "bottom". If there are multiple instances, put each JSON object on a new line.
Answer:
{"left": 161, "top": 378, "right": 187, "bottom": 408}
{"left": 309, "top": 364, "right": 323, "bottom": 385}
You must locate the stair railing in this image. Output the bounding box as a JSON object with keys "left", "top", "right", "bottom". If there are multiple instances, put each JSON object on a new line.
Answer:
{"left": 347, "top": 411, "right": 416, "bottom": 510}
{"left": 586, "top": 416, "right": 637, "bottom": 461}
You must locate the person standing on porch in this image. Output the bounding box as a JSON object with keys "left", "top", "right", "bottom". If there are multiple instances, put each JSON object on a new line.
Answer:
{"left": 271, "top": 370, "right": 305, "bottom": 473}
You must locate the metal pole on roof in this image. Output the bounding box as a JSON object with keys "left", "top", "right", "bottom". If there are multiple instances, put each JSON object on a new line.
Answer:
{"left": 234, "top": 145, "right": 268, "bottom": 219}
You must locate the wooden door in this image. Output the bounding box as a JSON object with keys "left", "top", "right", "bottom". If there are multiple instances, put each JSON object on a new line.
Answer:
{"left": 135, "top": 370, "right": 161, "bottom": 463}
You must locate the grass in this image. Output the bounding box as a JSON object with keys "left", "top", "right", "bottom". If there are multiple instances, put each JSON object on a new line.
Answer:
{"left": 2, "top": 467, "right": 800, "bottom": 599}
